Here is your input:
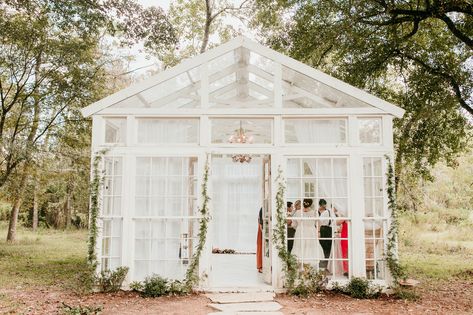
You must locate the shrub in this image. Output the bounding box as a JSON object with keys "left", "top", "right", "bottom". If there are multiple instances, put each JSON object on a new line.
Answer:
{"left": 62, "top": 302, "right": 102, "bottom": 315}
{"left": 136, "top": 275, "right": 190, "bottom": 297}
{"left": 392, "top": 287, "right": 420, "bottom": 301}
{"left": 97, "top": 266, "right": 129, "bottom": 293}
{"left": 290, "top": 265, "right": 326, "bottom": 297}
{"left": 332, "top": 277, "right": 382, "bottom": 299}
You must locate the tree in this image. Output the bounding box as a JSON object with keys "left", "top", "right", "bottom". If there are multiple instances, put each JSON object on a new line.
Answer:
{"left": 251, "top": 0, "right": 472, "bottom": 183}
{"left": 158, "top": 0, "right": 251, "bottom": 67}
{"left": 0, "top": 0, "right": 176, "bottom": 241}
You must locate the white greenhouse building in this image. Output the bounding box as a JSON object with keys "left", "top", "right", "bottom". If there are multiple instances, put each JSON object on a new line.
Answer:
{"left": 81, "top": 36, "right": 405, "bottom": 291}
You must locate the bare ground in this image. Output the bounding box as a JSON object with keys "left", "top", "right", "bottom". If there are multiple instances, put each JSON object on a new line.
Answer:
{"left": 1, "top": 279, "right": 472, "bottom": 315}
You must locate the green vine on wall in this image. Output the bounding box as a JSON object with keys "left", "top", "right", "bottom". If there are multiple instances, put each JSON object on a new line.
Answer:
{"left": 273, "top": 167, "right": 298, "bottom": 291}
{"left": 87, "top": 149, "right": 108, "bottom": 267}
{"left": 184, "top": 155, "right": 211, "bottom": 291}
{"left": 385, "top": 155, "right": 406, "bottom": 284}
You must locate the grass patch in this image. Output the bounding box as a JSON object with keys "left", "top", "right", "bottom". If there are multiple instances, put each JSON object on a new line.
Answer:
{"left": 399, "top": 213, "right": 473, "bottom": 281}
{"left": 0, "top": 222, "right": 88, "bottom": 289}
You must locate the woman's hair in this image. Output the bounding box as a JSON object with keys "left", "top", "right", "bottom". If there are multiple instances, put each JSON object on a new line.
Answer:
{"left": 319, "top": 199, "right": 327, "bottom": 206}
{"left": 294, "top": 200, "right": 301, "bottom": 207}
{"left": 303, "top": 198, "right": 313, "bottom": 208}
{"left": 287, "top": 201, "right": 293, "bottom": 208}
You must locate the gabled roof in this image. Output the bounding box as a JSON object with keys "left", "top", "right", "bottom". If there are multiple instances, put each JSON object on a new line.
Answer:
{"left": 81, "top": 36, "right": 405, "bottom": 118}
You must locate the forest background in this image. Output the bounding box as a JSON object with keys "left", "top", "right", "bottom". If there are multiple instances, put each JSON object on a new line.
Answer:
{"left": 0, "top": 1, "right": 471, "bottom": 311}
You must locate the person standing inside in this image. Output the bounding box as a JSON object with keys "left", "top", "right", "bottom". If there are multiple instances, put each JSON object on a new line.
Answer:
{"left": 291, "top": 199, "right": 324, "bottom": 266}
{"left": 318, "top": 199, "right": 334, "bottom": 271}
{"left": 256, "top": 207, "right": 263, "bottom": 273}
{"left": 286, "top": 202, "right": 296, "bottom": 253}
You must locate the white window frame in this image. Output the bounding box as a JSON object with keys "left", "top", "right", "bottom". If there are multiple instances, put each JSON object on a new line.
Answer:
{"left": 283, "top": 117, "right": 348, "bottom": 146}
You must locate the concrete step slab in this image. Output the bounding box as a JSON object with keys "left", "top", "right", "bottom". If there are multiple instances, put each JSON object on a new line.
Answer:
{"left": 205, "top": 292, "right": 275, "bottom": 303}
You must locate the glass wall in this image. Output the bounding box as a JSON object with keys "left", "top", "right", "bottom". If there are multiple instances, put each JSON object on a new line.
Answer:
{"left": 284, "top": 119, "right": 347, "bottom": 144}
{"left": 363, "top": 157, "right": 387, "bottom": 280}
{"left": 100, "top": 156, "right": 123, "bottom": 271}
{"left": 286, "top": 157, "right": 350, "bottom": 279}
{"left": 137, "top": 118, "right": 199, "bottom": 144}
{"left": 133, "top": 157, "right": 198, "bottom": 281}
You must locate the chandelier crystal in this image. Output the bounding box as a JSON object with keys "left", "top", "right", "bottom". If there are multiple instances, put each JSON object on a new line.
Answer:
{"left": 229, "top": 121, "right": 253, "bottom": 163}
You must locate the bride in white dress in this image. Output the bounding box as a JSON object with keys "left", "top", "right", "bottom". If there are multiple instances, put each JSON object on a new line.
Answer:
{"left": 291, "top": 199, "right": 324, "bottom": 265}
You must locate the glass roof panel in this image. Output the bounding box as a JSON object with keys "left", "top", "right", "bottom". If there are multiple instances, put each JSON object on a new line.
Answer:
{"left": 282, "top": 66, "right": 371, "bottom": 108}
{"left": 249, "top": 51, "right": 275, "bottom": 75}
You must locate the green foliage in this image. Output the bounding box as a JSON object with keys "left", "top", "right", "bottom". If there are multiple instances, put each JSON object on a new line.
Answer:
{"left": 272, "top": 167, "right": 298, "bottom": 290}
{"left": 250, "top": 0, "right": 473, "bottom": 182}
{"left": 392, "top": 287, "right": 420, "bottom": 301}
{"left": 87, "top": 151, "right": 107, "bottom": 267}
{"left": 291, "top": 265, "right": 326, "bottom": 297}
{"left": 137, "top": 275, "right": 189, "bottom": 297}
{"left": 96, "top": 266, "right": 129, "bottom": 293}
{"left": 333, "top": 277, "right": 382, "bottom": 299}
{"left": 183, "top": 155, "right": 211, "bottom": 291}
{"left": 385, "top": 155, "right": 407, "bottom": 284}
{"left": 61, "top": 302, "right": 102, "bottom": 315}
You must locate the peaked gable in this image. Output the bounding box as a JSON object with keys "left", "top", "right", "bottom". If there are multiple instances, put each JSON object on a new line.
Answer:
{"left": 81, "top": 36, "right": 404, "bottom": 118}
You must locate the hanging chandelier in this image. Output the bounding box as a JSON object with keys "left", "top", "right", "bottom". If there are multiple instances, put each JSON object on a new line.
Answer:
{"left": 228, "top": 121, "right": 253, "bottom": 163}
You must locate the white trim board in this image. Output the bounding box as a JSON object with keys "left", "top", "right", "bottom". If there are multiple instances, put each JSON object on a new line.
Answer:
{"left": 81, "top": 36, "right": 405, "bottom": 118}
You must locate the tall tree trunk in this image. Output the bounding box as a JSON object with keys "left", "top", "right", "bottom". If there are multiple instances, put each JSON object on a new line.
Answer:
{"left": 6, "top": 169, "right": 28, "bottom": 241}
{"left": 64, "top": 192, "right": 71, "bottom": 229}
{"left": 200, "top": 0, "right": 212, "bottom": 53}
{"left": 32, "top": 185, "right": 39, "bottom": 231}
{"left": 6, "top": 53, "right": 42, "bottom": 242}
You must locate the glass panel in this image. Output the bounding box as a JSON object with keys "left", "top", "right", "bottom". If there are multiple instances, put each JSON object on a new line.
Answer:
{"left": 363, "top": 158, "right": 373, "bottom": 176}
{"left": 138, "top": 66, "right": 201, "bottom": 108}
{"left": 282, "top": 66, "right": 371, "bottom": 108}
{"left": 249, "top": 51, "right": 275, "bottom": 75}
{"left": 211, "top": 119, "right": 273, "bottom": 144}
{"left": 137, "top": 119, "right": 199, "bottom": 144}
{"left": 105, "top": 118, "right": 126, "bottom": 144}
{"left": 285, "top": 119, "right": 347, "bottom": 144}
{"left": 333, "top": 159, "right": 347, "bottom": 177}
{"left": 359, "top": 118, "right": 382, "bottom": 144}
{"left": 287, "top": 159, "right": 300, "bottom": 177}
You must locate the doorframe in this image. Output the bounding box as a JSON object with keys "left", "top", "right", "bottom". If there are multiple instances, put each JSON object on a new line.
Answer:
{"left": 198, "top": 151, "right": 281, "bottom": 290}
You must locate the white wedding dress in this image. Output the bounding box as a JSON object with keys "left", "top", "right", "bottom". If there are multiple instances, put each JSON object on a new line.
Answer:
{"left": 291, "top": 209, "right": 324, "bottom": 263}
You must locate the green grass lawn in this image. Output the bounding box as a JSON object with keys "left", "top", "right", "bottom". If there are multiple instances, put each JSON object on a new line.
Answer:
{"left": 0, "top": 215, "right": 472, "bottom": 292}
{"left": 0, "top": 222, "right": 88, "bottom": 289}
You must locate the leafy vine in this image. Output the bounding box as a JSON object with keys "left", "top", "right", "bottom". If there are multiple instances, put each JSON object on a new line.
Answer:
{"left": 184, "top": 155, "right": 211, "bottom": 291}
{"left": 272, "top": 166, "right": 298, "bottom": 291}
{"left": 87, "top": 149, "right": 108, "bottom": 267}
{"left": 385, "top": 155, "right": 406, "bottom": 284}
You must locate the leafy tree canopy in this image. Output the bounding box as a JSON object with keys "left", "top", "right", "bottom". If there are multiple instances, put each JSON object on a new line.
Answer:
{"left": 251, "top": 0, "right": 472, "bottom": 180}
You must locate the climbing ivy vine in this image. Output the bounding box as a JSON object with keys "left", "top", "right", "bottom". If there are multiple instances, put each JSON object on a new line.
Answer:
{"left": 87, "top": 149, "right": 108, "bottom": 267}
{"left": 385, "top": 155, "right": 406, "bottom": 284}
{"left": 184, "top": 155, "right": 211, "bottom": 291}
{"left": 272, "top": 167, "right": 298, "bottom": 291}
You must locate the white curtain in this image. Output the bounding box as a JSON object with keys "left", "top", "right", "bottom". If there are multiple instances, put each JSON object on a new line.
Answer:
{"left": 293, "top": 120, "right": 345, "bottom": 144}
{"left": 137, "top": 119, "right": 198, "bottom": 144}
{"left": 211, "top": 157, "right": 262, "bottom": 253}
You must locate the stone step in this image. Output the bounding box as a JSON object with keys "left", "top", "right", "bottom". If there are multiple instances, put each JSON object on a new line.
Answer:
{"left": 208, "top": 312, "right": 283, "bottom": 315}
{"left": 208, "top": 302, "right": 282, "bottom": 312}
{"left": 205, "top": 292, "right": 275, "bottom": 304}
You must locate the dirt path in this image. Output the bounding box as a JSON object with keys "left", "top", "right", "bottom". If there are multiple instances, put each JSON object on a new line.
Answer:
{"left": 1, "top": 279, "right": 472, "bottom": 314}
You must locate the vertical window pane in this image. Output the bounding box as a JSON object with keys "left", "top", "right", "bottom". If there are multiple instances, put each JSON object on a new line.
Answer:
{"left": 359, "top": 118, "right": 382, "bottom": 144}
{"left": 284, "top": 119, "right": 347, "bottom": 144}
{"left": 105, "top": 118, "right": 126, "bottom": 144}
{"left": 137, "top": 119, "right": 199, "bottom": 144}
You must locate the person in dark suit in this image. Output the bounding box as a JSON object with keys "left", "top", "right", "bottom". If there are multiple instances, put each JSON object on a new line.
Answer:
{"left": 286, "top": 202, "right": 296, "bottom": 253}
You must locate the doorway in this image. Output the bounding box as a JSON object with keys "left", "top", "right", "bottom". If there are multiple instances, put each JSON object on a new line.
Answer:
{"left": 208, "top": 154, "right": 272, "bottom": 289}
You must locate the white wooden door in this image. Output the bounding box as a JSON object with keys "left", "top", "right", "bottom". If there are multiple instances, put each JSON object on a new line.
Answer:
{"left": 262, "top": 156, "right": 272, "bottom": 284}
